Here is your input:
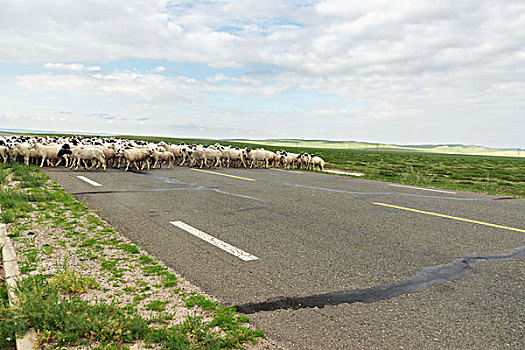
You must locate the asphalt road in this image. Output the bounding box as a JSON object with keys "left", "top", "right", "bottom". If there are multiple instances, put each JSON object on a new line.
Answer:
{"left": 44, "top": 166, "right": 525, "bottom": 349}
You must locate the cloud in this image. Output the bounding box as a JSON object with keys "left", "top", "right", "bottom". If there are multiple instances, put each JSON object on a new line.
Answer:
{"left": 44, "top": 63, "right": 101, "bottom": 72}
{"left": 1, "top": 1, "right": 524, "bottom": 147}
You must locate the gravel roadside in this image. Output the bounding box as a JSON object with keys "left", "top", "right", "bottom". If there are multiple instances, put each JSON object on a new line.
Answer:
{"left": 1, "top": 165, "right": 281, "bottom": 349}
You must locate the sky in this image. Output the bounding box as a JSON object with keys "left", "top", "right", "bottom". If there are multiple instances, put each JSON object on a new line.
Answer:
{"left": 0, "top": 0, "right": 524, "bottom": 148}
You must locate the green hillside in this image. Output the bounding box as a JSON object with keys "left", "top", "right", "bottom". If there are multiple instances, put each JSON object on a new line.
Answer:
{"left": 227, "top": 139, "right": 523, "bottom": 157}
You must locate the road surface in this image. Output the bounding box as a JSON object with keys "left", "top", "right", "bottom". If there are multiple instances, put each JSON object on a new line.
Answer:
{"left": 44, "top": 166, "right": 525, "bottom": 349}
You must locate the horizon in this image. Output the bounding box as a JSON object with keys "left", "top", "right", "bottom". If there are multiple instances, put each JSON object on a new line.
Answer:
{"left": 1, "top": 1, "right": 524, "bottom": 149}
{"left": 1, "top": 127, "right": 521, "bottom": 151}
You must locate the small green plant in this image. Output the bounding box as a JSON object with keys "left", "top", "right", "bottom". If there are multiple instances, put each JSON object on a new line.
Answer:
{"left": 138, "top": 255, "right": 155, "bottom": 264}
{"left": 80, "top": 238, "right": 98, "bottom": 247}
{"left": 146, "top": 300, "right": 170, "bottom": 312}
{"left": 162, "top": 273, "right": 180, "bottom": 288}
{"left": 3, "top": 275, "right": 149, "bottom": 348}
{"left": 120, "top": 243, "right": 140, "bottom": 254}
{"left": 141, "top": 265, "right": 167, "bottom": 276}
{"left": 0, "top": 210, "right": 16, "bottom": 223}
{"left": 50, "top": 261, "right": 99, "bottom": 293}
{"left": 400, "top": 166, "right": 436, "bottom": 185}
{"left": 184, "top": 294, "right": 218, "bottom": 311}
{"left": 19, "top": 248, "right": 39, "bottom": 274}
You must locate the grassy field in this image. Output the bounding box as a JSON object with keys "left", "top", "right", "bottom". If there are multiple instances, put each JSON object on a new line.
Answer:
{"left": 3, "top": 132, "right": 524, "bottom": 198}
{"left": 118, "top": 135, "right": 525, "bottom": 198}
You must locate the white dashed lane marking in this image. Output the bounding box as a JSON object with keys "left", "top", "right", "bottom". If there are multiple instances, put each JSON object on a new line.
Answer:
{"left": 390, "top": 184, "right": 456, "bottom": 194}
{"left": 76, "top": 176, "right": 102, "bottom": 187}
{"left": 170, "top": 221, "right": 259, "bottom": 261}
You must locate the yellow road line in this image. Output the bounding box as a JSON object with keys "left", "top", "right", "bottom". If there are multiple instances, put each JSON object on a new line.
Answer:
{"left": 190, "top": 168, "right": 256, "bottom": 182}
{"left": 373, "top": 202, "right": 525, "bottom": 233}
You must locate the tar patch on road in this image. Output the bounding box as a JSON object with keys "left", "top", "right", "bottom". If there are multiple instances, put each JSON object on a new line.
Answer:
{"left": 236, "top": 246, "right": 525, "bottom": 314}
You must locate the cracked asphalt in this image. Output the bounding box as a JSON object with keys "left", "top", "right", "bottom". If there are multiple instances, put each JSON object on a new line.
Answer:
{"left": 44, "top": 166, "right": 525, "bottom": 349}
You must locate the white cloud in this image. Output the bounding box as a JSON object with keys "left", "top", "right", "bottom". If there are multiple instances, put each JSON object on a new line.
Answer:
{"left": 1, "top": 1, "right": 524, "bottom": 146}
{"left": 44, "top": 63, "right": 101, "bottom": 72}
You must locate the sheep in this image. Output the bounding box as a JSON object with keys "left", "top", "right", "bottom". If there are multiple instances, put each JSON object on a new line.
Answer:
{"left": 203, "top": 147, "right": 222, "bottom": 168}
{"left": 92, "top": 144, "right": 117, "bottom": 167}
{"left": 279, "top": 151, "right": 302, "bottom": 170}
{"left": 122, "top": 148, "right": 153, "bottom": 171}
{"left": 158, "top": 142, "right": 188, "bottom": 166}
{"left": 7, "top": 146, "right": 21, "bottom": 163}
{"left": 219, "top": 146, "right": 247, "bottom": 168}
{"left": 15, "top": 143, "right": 39, "bottom": 166}
{"left": 310, "top": 155, "right": 325, "bottom": 170}
{"left": 244, "top": 148, "right": 274, "bottom": 168}
{"left": 30, "top": 143, "right": 67, "bottom": 167}
{"left": 187, "top": 146, "right": 222, "bottom": 168}
{"left": 65, "top": 146, "right": 106, "bottom": 171}
{"left": 152, "top": 150, "right": 175, "bottom": 169}
{"left": 0, "top": 146, "right": 8, "bottom": 163}
{"left": 300, "top": 153, "right": 312, "bottom": 169}
{"left": 5, "top": 134, "right": 323, "bottom": 175}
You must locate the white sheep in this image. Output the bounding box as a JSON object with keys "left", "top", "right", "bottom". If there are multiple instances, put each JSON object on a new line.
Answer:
{"left": 30, "top": 143, "right": 67, "bottom": 167}
{"left": 16, "top": 143, "right": 39, "bottom": 166}
{"left": 219, "top": 146, "right": 247, "bottom": 168}
{"left": 310, "top": 155, "right": 325, "bottom": 170}
{"left": 67, "top": 147, "right": 106, "bottom": 171}
{"left": 279, "top": 151, "right": 302, "bottom": 170}
{"left": 188, "top": 146, "right": 222, "bottom": 168}
{"left": 122, "top": 148, "right": 152, "bottom": 171}
{"left": 0, "top": 146, "right": 8, "bottom": 163}
{"left": 159, "top": 142, "right": 188, "bottom": 166}
{"left": 152, "top": 150, "right": 175, "bottom": 169}
{"left": 244, "top": 148, "right": 274, "bottom": 168}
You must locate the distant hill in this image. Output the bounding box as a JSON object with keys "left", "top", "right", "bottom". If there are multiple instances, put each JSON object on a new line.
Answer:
{"left": 1, "top": 129, "right": 522, "bottom": 157}
{"left": 227, "top": 139, "right": 523, "bottom": 157}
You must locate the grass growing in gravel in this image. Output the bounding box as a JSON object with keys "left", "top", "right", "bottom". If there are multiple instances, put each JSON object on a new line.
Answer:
{"left": 50, "top": 261, "right": 100, "bottom": 293}
{"left": 0, "top": 163, "right": 266, "bottom": 349}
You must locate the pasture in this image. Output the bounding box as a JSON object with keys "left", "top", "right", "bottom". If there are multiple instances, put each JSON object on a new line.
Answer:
{"left": 118, "top": 135, "right": 525, "bottom": 198}
{"left": 4, "top": 131, "right": 524, "bottom": 198}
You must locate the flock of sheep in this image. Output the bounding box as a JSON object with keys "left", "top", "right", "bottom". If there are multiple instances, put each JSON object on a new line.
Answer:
{"left": 0, "top": 135, "right": 326, "bottom": 172}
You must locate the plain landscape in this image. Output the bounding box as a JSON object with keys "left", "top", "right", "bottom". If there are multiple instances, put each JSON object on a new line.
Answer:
{"left": 0, "top": 132, "right": 524, "bottom": 349}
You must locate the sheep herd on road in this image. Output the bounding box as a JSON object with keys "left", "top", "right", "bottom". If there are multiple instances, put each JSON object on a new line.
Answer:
{"left": 0, "top": 135, "right": 326, "bottom": 172}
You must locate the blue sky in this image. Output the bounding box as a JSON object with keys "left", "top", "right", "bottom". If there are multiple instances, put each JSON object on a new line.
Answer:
{"left": 1, "top": 0, "right": 524, "bottom": 147}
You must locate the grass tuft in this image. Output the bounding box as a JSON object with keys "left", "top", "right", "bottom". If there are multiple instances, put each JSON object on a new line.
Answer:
{"left": 50, "top": 262, "right": 100, "bottom": 294}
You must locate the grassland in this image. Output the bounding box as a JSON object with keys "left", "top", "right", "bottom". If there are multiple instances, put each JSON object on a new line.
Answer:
{"left": 226, "top": 139, "right": 523, "bottom": 157}
{"left": 3, "top": 131, "right": 524, "bottom": 197}
{"left": 118, "top": 135, "right": 525, "bottom": 198}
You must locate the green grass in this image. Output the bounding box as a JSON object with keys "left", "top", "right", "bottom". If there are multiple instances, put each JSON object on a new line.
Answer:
{"left": 105, "top": 134, "right": 524, "bottom": 197}
{"left": 3, "top": 275, "right": 150, "bottom": 348}
{"left": 0, "top": 281, "right": 15, "bottom": 349}
{"left": 50, "top": 263, "right": 100, "bottom": 294}
{"left": 7, "top": 132, "right": 521, "bottom": 197}
{"left": 0, "top": 275, "right": 263, "bottom": 349}
{"left": 161, "top": 273, "right": 180, "bottom": 288}
{"left": 145, "top": 300, "right": 170, "bottom": 312}
{"left": 314, "top": 149, "right": 525, "bottom": 197}
{"left": 120, "top": 243, "right": 140, "bottom": 254}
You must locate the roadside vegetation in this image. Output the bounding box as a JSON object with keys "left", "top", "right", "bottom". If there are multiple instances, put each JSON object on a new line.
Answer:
{"left": 0, "top": 163, "right": 266, "bottom": 349}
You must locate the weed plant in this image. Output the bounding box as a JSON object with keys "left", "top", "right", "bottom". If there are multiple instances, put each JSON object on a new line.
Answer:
{"left": 50, "top": 261, "right": 100, "bottom": 293}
